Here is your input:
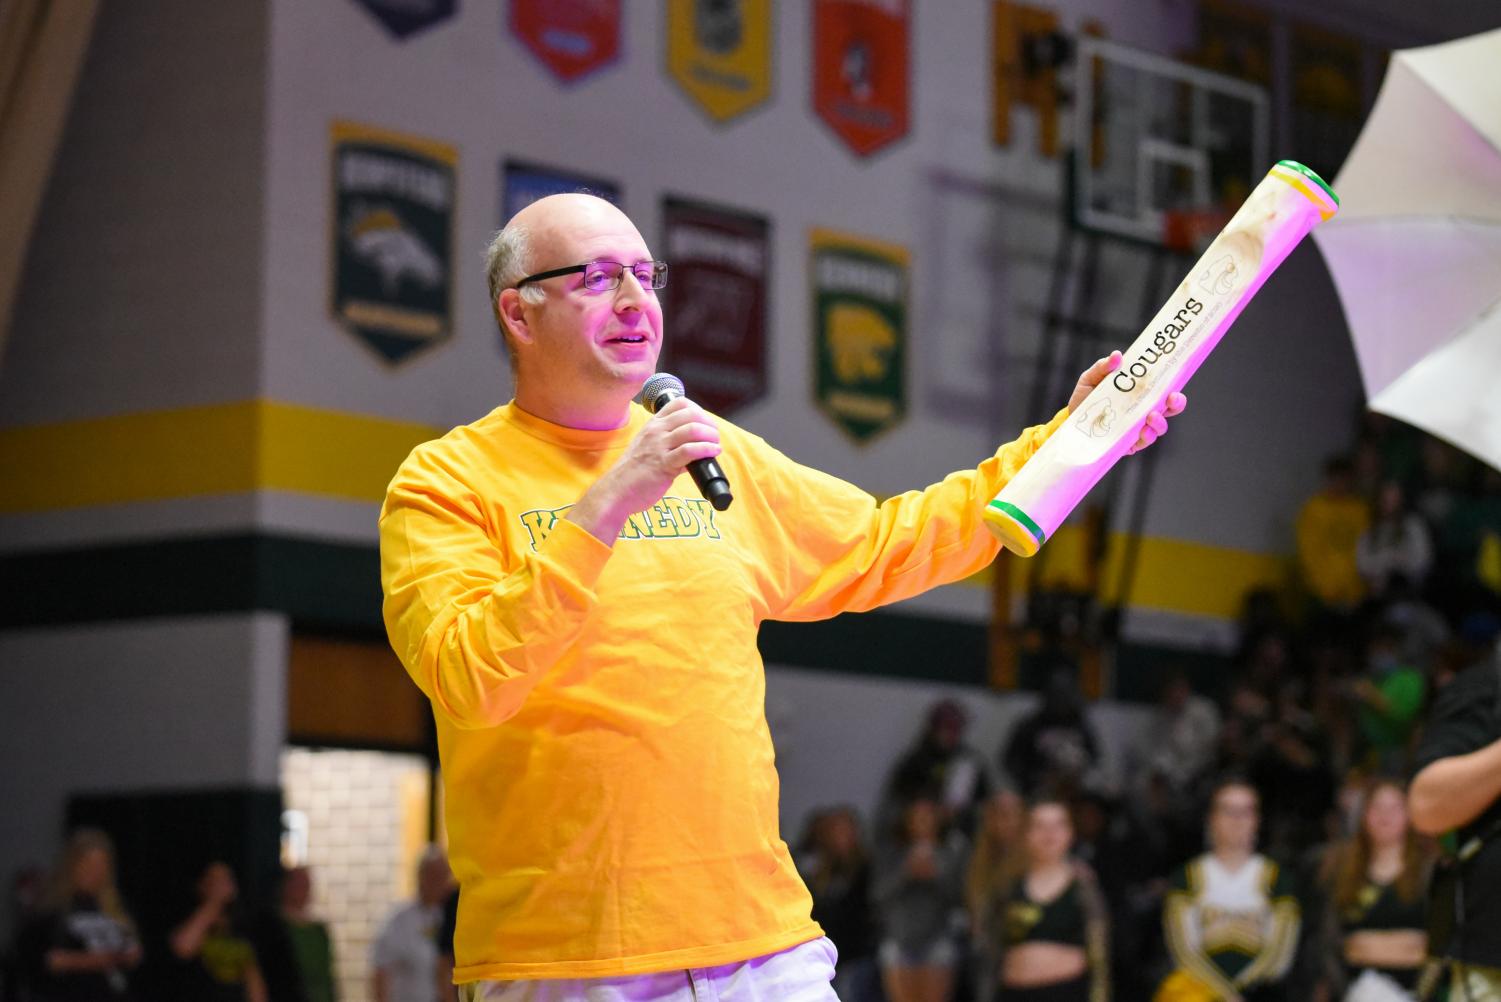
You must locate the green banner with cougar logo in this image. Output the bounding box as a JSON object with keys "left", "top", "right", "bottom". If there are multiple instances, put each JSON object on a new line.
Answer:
{"left": 331, "top": 122, "right": 456, "bottom": 366}
{"left": 810, "top": 228, "right": 908, "bottom": 443}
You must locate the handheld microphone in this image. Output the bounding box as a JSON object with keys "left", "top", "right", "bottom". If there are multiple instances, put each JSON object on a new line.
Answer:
{"left": 640, "top": 373, "right": 733, "bottom": 511}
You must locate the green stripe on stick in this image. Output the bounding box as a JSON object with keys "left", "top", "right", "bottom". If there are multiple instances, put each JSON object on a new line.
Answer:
{"left": 988, "top": 500, "right": 1046, "bottom": 544}
{"left": 1275, "top": 160, "right": 1339, "bottom": 205}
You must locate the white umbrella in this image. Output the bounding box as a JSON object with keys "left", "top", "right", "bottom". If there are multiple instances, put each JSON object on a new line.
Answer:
{"left": 1312, "top": 27, "right": 1501, "bottom": 471}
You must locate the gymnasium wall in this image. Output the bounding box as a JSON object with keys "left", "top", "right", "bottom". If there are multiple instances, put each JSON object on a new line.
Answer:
{"left": 1, "top": 1, "right": 1364, "bottom": 642}
{"left": 0, "top": 0, "right": 1384, "bottom": 894}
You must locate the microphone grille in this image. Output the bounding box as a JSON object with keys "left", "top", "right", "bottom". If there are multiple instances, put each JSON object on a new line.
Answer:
{"left": 640, "top": 373, "right": 685, "bottom": 412}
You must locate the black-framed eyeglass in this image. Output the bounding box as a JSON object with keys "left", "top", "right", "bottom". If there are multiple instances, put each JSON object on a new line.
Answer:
{"left": 514, "top": 259, "right": 669, "bottom": 292}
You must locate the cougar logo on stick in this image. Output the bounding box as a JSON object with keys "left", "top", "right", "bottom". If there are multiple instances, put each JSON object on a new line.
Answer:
{"left": 1198, "top": 254, "right": 1240, "bottom": 296}
{"left": 1074, "top": 397, "right": 1116, "bottom": 439}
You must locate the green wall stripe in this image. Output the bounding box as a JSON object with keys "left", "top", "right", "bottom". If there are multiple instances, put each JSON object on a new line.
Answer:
{"left": 759, "top": 614, "right": 991, "bottom": 687}
{"left": 0, "top": 535, "right": 1226, "bottom": 698}
{"left": 0, "top": 535, "right": 381, "bottom": 630}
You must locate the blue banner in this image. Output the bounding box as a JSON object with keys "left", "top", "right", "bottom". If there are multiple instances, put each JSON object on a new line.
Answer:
{"left": 501, "top": 160, "right": 621, "bottom": 224}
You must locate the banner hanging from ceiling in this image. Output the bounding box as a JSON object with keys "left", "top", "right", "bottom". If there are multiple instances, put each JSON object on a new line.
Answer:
{"left": 810, "top": 227, "right": 908, "bottom": 442}
{"left": 509, "top": 0, "right": 621, "bottom": 83}
{"left": 501, "top": 160, "right": 621, "bottom": 223}
{"left": 812, "top": 0, "right": 910, "bottom": 157}
{"left": 660, "top": 197, "right": 771, "bottom": 416}
{"left": 330, "top": 121, "right": 456, "bottom": 366}
{"left": 666, "top": 0, "right": 774, "bottom": 123}
{"left": 348, "top": 0, "right": 457, "bottom": 40}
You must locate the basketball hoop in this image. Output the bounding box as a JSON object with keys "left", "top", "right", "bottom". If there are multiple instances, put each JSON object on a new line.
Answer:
{"left": 1071, "top": 37, "right": 1269, "bottom": 248}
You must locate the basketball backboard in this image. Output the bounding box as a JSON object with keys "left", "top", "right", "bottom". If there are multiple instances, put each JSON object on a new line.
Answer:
{"left": 1072, "top": 36, "right": 1270, "bottom": 246}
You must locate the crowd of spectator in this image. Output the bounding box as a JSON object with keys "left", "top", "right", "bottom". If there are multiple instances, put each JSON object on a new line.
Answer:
{"left": 796, "top": 694, "right": 1479, "bottom": 1002}
{"left": 792, "top": 417, "right": 1500, "bottom": 1002}
{"left": 2, "top": 416, "right": 1497, "bottom": 1002}
{"left": 1, "top": 839, "right": 453, "bottom": 1002}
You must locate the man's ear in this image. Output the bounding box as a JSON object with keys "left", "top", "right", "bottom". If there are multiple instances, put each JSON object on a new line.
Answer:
{"left": 498, "top": 288, "right": 535, "bottom": 346}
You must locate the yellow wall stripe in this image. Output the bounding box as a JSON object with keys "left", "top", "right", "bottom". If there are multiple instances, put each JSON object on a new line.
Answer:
{"left": 0, "top": 401, "right": 442, "bottom": 513}
{"left": 961, "top": 524, "right": 1289, "bottom": 620}
{"left": 257, "top": 402, "right": 442, "bottom": 501}
{"left": 1098, "top": 531, "right": 1289, "bottom": 618}
{"left": 0, "top": 403, "right": 260, "bottom": 512}
{"left": 1, "top": 402, "right": 1285, "bottom": 620}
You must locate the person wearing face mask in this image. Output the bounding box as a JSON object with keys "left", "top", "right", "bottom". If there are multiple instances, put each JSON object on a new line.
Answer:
{"left": 378, "top": 193, "right": 1185, "bottom": 1001}
{"left": 1350, "top": 625, "right": 1426, "bottom": 774}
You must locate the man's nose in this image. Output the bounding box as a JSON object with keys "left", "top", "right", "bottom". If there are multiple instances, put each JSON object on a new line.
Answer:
{"left": 614, "top": 271, "right": 648, "bottom": 312}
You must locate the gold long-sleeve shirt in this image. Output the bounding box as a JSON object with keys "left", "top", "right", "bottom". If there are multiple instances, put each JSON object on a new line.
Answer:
{"left": 379, "top": 401, "right": 1065, "bottom": 982}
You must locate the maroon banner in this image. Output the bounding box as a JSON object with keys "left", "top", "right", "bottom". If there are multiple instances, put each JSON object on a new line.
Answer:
{"left": 660, "top": 197, "right": 770, "bottom": 416}
{"left": 812, "top": 0, "right": 910, "bottom": 157}
{"left": 509, "top": 0, "right": 621, "bottom": 84}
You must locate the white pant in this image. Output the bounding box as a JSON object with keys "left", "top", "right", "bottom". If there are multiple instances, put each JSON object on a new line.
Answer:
{"left": 461, "top": 936, "right": 840, "bottom": 1001}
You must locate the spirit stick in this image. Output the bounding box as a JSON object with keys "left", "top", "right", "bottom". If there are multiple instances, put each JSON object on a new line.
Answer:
{"left": 984, "top": 160, "right": 1340, "bottom": 556}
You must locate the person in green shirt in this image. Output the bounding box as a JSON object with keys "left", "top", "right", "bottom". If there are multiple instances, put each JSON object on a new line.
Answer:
{"left": 1352, "top": 625, "right": 1426, "bottom": 772}
{"left": 279, "top": 867, "right": 337, "bottom": 1002}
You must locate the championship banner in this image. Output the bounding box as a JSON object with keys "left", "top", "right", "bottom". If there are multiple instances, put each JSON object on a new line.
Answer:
{"left": 348, "top": 0, "right": 456, "bottom": 40}
{"left": 502, "top": 160, "right": 621, "bottom": 223}
{"left": 812, "top": 0, "right": 910, "bottom": 157}
{"left": 810, "top": 228, "right": 908, "bottom": 442}
{"left": 990, "top": 1, "right": 1061, "bottom": 155}
{"left": 660, "top": 198, "right": 770, "bottom": 416}
{"left": 330, "top": 122, "right": 456, "bottom": 366}
{"left": 666, "top": 0, "right": 773, "bottom": 123}
{"left": 509, "top": 0, "right": 621, "bottom": 84}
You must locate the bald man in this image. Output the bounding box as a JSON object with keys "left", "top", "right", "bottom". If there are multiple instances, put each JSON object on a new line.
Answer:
{"left": 378, "top": 194, "right": 1183, "bottom": 1001}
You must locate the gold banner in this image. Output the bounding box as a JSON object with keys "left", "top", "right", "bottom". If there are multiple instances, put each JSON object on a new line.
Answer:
{"left": 666, "top": 0, "right": 772, "bottom": 123}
